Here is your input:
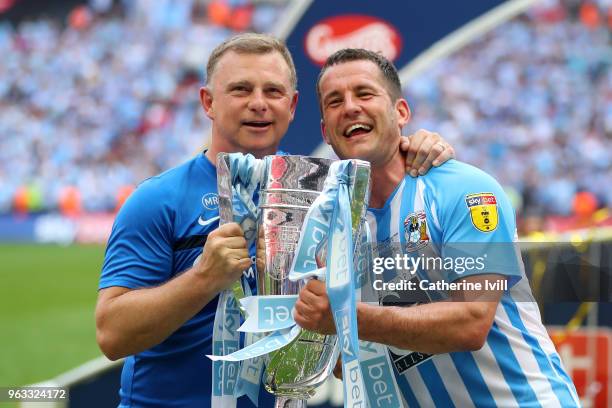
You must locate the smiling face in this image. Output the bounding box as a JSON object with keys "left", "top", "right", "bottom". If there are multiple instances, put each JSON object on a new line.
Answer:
{"left": 318, "top": 59, "right": 410, "bottom": 166}
{"left": 201, "top": 50, "right": 298, "bottom": 158}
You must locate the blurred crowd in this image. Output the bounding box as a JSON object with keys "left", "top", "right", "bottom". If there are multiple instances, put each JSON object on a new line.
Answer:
{"left": 405, "top": 0, "right": 611, "bottom": 231}
{"left": 0, "top": 0, "right": 610, "bottom": 233}
{"left": 0, "top": 0, "right": 286, "bottom": 214}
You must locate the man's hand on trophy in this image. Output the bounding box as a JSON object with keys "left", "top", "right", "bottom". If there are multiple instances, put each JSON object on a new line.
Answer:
{"left": 293, "top": 280, "right": 336, "bottom": 335}
{"left": 400, "top": 129, "right": 456, "bottom": 177}
{"left": 194, "top": 222, "right": 251, "bottom": 292}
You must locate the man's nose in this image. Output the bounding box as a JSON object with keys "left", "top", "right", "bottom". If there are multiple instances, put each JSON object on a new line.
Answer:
{"left": 247, "top": 90, "right": 267, "bottom": 113}
{"left": 342, "top": 94, "right": 361, "bottom": 117}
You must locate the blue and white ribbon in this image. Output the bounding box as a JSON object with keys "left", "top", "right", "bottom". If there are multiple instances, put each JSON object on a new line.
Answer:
{"left": 288, "top": 160, "right": 368, "bottom": 407}
{"left": 211, "top": 290, "right": 240, "bottom": 408}
{"left": 323, "top": 161, "right": 367, "bottom": 407}
{"left": 359, "top": 340, "right": 405, "bottom": 407}
{"left": 226, "top": 153, "right": 266, "bottom": 243}
{"left": 209, "top": 158, "right": 370, "bottom": 408}
{"left": 233, "top": 330, "right": 265, "bottom": 404}
{"left": 233, "top": 284, "right": 265, "bottom": 405}
{"left": 208, "top": 296, "right": 302, "bottom": 363}
{"left": 211, "top": 153, "right": 266, "bottom": 408}
{"left": 208, "top": 325, "right": 301, "bottom": 362}
{"left": 356, "top": 224, "right": 405, "bottom": 408}
{"left": 288, "top": 184, "right": 334, "bottom": 281}
{"left": 238, "top": 295, "right": 298, "bottom": 333}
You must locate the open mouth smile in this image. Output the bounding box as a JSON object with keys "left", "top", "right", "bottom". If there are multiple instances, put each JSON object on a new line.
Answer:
{"left": 343, "top": 123, "right": 373, "bottom": 138}
{"left": 242, "top": 120, "right": 273, "bottom": 130}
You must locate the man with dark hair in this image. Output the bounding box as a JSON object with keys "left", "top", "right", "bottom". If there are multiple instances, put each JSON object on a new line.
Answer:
{"left": 96, "top": 34, "right": 455, "bottom": 407}
{"left": 294, "top": 49, "right": 580, "bottom": 407}
{"left": 316, "top": 48, "right": 403, "bottom": 103}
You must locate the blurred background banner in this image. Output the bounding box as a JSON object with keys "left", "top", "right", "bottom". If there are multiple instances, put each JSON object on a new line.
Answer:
{"left": 278, "top": 0, "right": 512, "bottom": 155}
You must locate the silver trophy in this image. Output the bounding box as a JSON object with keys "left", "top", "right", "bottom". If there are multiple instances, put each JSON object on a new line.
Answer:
{"left": 217, "top": 154, "right": 371, "bottom": 408}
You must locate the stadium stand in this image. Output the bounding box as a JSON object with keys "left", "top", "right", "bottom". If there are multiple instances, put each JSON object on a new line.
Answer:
{"left": 0, "top": 0, "right": 610, "bottom": 235}
{"left": 0, "top": 0, "right": 287, "bottom": 214}
{"left": 405, "top": 0, "right": 611, "bottom": 233}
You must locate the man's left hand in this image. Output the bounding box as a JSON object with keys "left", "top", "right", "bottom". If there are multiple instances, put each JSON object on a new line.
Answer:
{"left": 400, "top": 129, "right": 455, "bottom": 177}
{"left": 293, "top": 279, "right": 336, "bottom": 335}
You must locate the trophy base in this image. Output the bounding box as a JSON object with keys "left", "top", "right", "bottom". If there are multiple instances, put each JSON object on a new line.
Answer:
{"left": 274, "top": 396, "right": 307, "bottom": 408}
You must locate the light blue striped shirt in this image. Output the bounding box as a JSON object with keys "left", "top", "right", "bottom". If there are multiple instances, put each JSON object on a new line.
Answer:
{"left": 366, "top": 159, "right": 579, "bottom": 407}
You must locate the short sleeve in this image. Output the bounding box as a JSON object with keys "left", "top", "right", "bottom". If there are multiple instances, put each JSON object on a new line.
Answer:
{"left": 423, "top": 161, "right": 522, "bottom": 287}
{"left": 99, "top": 179, "right": 175, "bottom": 290}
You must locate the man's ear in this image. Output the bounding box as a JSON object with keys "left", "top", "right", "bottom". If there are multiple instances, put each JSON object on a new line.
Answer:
{"left": 320, "top": 120, "right": 331, "bottom": 145}
{"left": 289, "top": 91, "right": 299, "bottom": 122}
{"left": 395, "top": 98, "right": 411, "bottom": 128}
{"left": 199, "top": 87, "right": 214, "bottom": 120}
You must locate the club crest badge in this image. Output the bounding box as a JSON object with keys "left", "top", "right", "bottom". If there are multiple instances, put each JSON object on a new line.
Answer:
{"left": 465, "top": 192, "right": 498, "bottom": 232}
{"left": 403, "top": 211, "right": 429, "bottom": 251}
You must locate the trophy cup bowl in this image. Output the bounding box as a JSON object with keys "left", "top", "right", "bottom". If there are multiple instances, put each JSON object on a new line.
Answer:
{"left": 218, "top": 154, "right": 370, "bottom": 408}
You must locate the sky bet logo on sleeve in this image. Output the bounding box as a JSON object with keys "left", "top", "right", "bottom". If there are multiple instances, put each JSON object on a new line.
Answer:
{"left": 465, "top": 192, "right": 498, "bottom": 232}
